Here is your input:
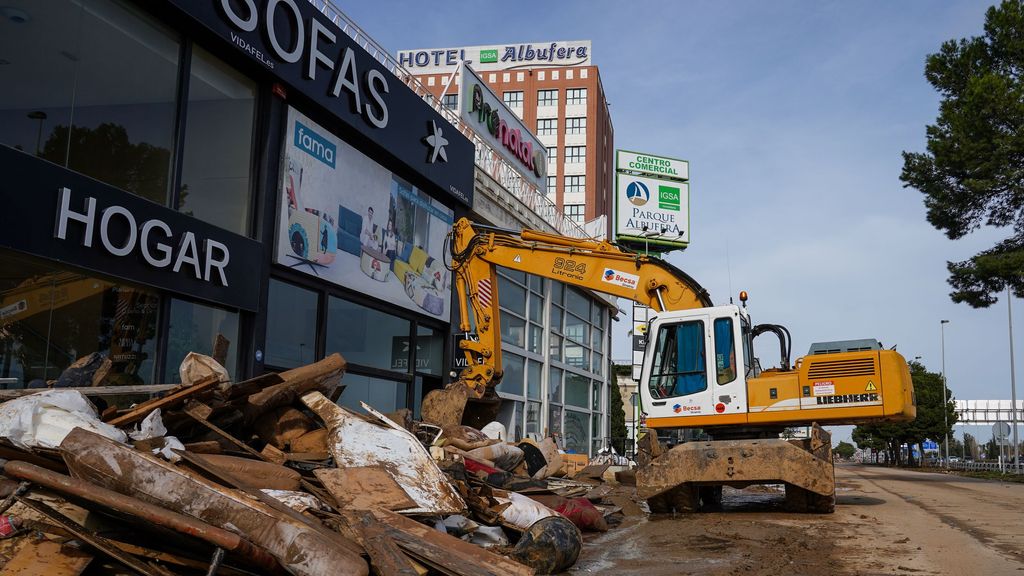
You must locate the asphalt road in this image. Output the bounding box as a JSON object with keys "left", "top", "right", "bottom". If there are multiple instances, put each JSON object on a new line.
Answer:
{"left": 571, "top": 464, "right": 1024, "bottom": 575}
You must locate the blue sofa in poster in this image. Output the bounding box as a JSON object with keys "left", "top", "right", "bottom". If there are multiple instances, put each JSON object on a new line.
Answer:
{"left": 336, "top": 205, "right": 362, "bottom": 257}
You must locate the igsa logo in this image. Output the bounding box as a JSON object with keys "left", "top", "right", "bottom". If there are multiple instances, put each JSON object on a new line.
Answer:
{"left": 626, "top": 181, "right": 650, "bottom": 206}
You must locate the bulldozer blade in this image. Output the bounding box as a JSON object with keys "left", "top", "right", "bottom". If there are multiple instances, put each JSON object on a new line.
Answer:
{"left": 637, "top": 437, "right": 835, "bottom": 511}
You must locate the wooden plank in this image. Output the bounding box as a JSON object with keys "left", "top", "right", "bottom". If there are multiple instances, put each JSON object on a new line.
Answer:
{"left": 372, "top": 508, "right": 534, "bottom": 576}
{"left": 341, "top": 510, "right": 419, "bottom": 576}
{"left": 0, "top": 385, "right": 178, "bottom": 400}
{"left": 0, "top": 539, "right": 92, "bottom": 576}
{"left": 216, "top": 372, "right": 283, "bottom": 401}
{"left": 314, "top": 467, "right": 417, "bottom": 512}
{"left": 15, "top": 497, "right": 169, "bottom": 576}
{"left": 183, "top": 408, "right": 271, "bottom": 463}
{"left": 107, "top": 376, "right": 220, "bottom": 426}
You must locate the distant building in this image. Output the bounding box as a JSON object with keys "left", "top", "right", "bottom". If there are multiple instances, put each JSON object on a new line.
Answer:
{"left": 397, "top": 41, "right": 615, "bottom": 238}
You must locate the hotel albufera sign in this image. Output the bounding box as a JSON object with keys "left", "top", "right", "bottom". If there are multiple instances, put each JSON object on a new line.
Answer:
{"left": 398, "top": 41, "right": 592, "bottom": 74}
{"left": 615, "top": 150, "right": 690, "bottom": 251}
{"left": 459, "top": 65, "right": 547, "bottom": 193}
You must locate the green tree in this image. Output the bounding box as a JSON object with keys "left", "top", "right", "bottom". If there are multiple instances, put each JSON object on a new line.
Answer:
{"left": 853, "top": 361, "right": 956, "bottom": 466}
{"left": 608, "top": 366, "right": 629, "bottom": 455}
{"left": 834, "top": 440, "right": 856, "bottom": 460}
{"left": 900, "top": 1, "right": 1024, "bottom": 307}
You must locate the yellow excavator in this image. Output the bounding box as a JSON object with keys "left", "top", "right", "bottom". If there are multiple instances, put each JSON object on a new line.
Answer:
{"left": 422, "top": 218, "right": 916, "bottom": 512}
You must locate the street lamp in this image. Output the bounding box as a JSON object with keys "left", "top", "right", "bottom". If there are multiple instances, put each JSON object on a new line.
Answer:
{"left": 941, "top": 319, "right": 950, "bottom": 467}
{"left": 1007, "top": 287, "right": 1020, "bottom": 472}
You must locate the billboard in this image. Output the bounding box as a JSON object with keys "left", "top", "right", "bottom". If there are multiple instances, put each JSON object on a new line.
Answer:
{"left": 398, "top": 41, "right": 592, "bottom": 74}
{"left": 276, "top": 108, "right": 454, "bottom": 321}
{"left": 614, "top": 150, "right": 690, "bottom": 251}
{"left": 459, "top": 65, "right": 547, "bottom": 193}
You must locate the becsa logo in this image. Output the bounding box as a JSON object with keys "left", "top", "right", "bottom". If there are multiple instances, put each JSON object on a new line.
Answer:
{"left": 601, "top": 267, "right": 640, "bottom": 289}
{"left": 626, "top": 181, "right": 650, "bottom": 206}
{"left": 604, "top": 269, "right": 615, "bottom": 281}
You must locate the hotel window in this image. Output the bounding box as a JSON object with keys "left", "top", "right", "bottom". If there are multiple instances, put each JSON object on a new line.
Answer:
{"left": 565, "top": 146, "right": 586, "bottom": 163}
{"left": 547, "top": 146, "right": 558, "bottom": 163}
{"left": 537, "top": 119, "right": 557, "bottom": 136}
{"left": 566, "top": 204, "right": 585, "bottom": 223}
{"left": 564, "top": 175, "right": 584, "bottom": 195}
{"left": 567, "top": 88, "right": 587, "bottom": 105}
{"left": 546, "top": 176, "right": 557, "bottom": 193}
{"left": 538, "top": 89, "right": 558, "bottom": 106}
{"left": 566, "top": 117, "right": 587, "bottom": 134}
{"left": 503, "top": 91, "right": 523, "bottom": 107}
{"left": 441, "top": 93, "right": 458, "bottom": 110}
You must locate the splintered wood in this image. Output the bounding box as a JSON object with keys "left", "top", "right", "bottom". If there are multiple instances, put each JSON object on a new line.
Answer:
{"left": 314, "top": 467, "right": 417, "bottom": 512}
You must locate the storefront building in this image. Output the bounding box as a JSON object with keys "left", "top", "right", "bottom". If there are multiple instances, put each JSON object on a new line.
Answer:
{"left": 0, "top": 0, "right": 473, "bottom": 416}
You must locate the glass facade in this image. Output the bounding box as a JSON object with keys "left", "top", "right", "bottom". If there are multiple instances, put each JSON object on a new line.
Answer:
{"left": 493, "top": 268, "right": 611, "bottom": 455}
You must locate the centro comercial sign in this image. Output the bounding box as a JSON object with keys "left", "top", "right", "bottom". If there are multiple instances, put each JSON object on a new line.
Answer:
{"left": 459, "top": 65, "right": 547, "bottom": 192}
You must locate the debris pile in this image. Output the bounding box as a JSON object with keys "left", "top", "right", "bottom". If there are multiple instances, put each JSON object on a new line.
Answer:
{"left": 0, "top": 352, "right": 631, "bottom": 575}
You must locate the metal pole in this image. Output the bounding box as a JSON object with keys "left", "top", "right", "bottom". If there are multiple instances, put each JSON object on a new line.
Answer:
{"left": 941, "top": 319, "right": 950, "bottom": 467}
{"left": 1009, "top": 286, "right": 1020, "bottom": 473}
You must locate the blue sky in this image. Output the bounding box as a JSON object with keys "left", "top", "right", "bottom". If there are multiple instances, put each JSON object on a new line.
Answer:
{"left": 344, "top": 1, "right": 1016, "bottom": 443}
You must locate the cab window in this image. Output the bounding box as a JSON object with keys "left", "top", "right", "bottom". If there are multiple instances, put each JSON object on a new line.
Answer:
{"left": 649, "top": 320, "right": 706, "bottom": 398}
{"left": 714, "top": 317, "right": 737, "bottom": 384}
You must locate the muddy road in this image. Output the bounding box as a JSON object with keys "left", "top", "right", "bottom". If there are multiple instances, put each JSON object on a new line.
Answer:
{"left": 571, "top": 464, "right": 1024, "bottom": 575}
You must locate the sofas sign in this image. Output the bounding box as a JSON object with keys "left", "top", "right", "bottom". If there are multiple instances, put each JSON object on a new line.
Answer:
{"left": 166, "top": 0, "right": 473, "bottom": 207}
{"left": 277, "top": 108, "right": 453, "bottom": 321}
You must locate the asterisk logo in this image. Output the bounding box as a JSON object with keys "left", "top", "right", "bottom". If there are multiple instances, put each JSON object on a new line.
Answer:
{"left": 423, "top": 120, "right": 448, "bottom": 163}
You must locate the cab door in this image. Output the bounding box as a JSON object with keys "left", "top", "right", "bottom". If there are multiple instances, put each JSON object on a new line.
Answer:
{"left": 642, "top": 313, "right": 715, "bottom": 420}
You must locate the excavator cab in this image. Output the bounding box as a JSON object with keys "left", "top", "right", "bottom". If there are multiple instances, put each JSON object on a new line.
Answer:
{"left": 640, "top": 305, "right": 752, "bottom": 428}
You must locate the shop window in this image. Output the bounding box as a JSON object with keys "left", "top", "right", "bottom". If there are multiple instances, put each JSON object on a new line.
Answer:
{"left": 326, "top": 296, "right": 413, "bottom": 372}
{"left": 526, "top": 401, "right": 541, "bottom": 436}
{"left": 178, "top": 45, "right": 256, "bottom": 235}
{"left": 498, "top": 352, "right": 525, "bottom": 396}
{"left": 563, "top": 410, "right": 589, "bottom": 454}
{"left": 497, "top": 275, "right": 526, "bottom": 315}
{"left": 565, "top": 372, "right": 589, "bottom": 408}
{"left": 527, "top": 360, "right": 542, "bottom": 400}
{"left": 415, "top": 325, "right": 443, "bottom": 376}
{"left": 549, "top": 333, "right": 562, "bottom": 362}
{"left": 265, "top": 279, "right": 318, "bottom": 369}
{"left": 548, "top": 366, "right": 563, "bottom": 403}
{"left": 497, "top": 400, "right": 524, "bottom": 441}
{"left": 500, "top": 310, "right": 525, "bottom": 348}
{"left": 0, "top": 0, "right": 180, "bottom": 205}
{"left": 528, "top": 323, "right": 543, "bottom": 354}
{"left": 338, "top": 373, "right": 407, "bottom": 413}
{"left": 0, "top": 252, "right": 158, "bottom": 387}
{"left": 165, "top": 299, "right": 238, "bottom": 383}
{"left": 548, "top": 404, "right": 562, "bottom": 439}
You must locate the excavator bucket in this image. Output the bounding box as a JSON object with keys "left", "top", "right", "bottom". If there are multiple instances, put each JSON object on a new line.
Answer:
{"left": 637, "top": 424, "right": 836, "bottom": 513}
{"left": 421, "top": 384, "right": 502, "bottom": 429}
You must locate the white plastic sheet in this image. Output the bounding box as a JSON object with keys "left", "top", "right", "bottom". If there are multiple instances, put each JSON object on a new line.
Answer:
{"left": 129, "top": 408, "right": 167, "bottom": 441}
{"left": 0, "top": 390, "right": 127, "bottom": 450}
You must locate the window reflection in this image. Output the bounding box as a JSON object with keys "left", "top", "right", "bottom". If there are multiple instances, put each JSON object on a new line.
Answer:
{"left": 265, "top": 279, "right": 317, "bottom": 369}
{"left": 0, "top": 0, "right": 180, "bottom": 204}
{"left": 165, "top": 299, "right": 238, "bottom": 383}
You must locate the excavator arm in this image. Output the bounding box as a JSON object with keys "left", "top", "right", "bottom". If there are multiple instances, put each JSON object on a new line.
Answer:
{"left": 422, "top": 218, "right": 712, "bottom": 427}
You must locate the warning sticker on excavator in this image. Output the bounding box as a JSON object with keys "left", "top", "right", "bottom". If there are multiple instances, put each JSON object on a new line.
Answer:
{"left": 865, "top": 380, "right": 877, "bottom": 392}
{"left": 812, "top": 381, "right": 835, "bottom": 396}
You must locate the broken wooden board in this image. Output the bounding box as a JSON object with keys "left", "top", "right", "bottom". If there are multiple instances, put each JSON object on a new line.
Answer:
{"left": 314, "top": 467, "right": 417, "bottom": 512}
{"left": 0, "top": 539, "right": 92, "bottom": 576}
{"left": 372, "top": 508, "right": 534, "bottom": 576}
{"left": 302, "top": 392, "right": 465, "bottom": 515}
{"left": 574, "top": 462, "right": 610, "bottom": 481}
{"left": 60, "top": 428, "right": 368, "bottom": 576}
{"left": 341, "top": 510, "right": 420, "bottom": 576}
{"left": 243, "top": 354, "right": 346, "bottom": 423}
{"left": 106, "top": 376, "right": 219, "bottom": 427}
